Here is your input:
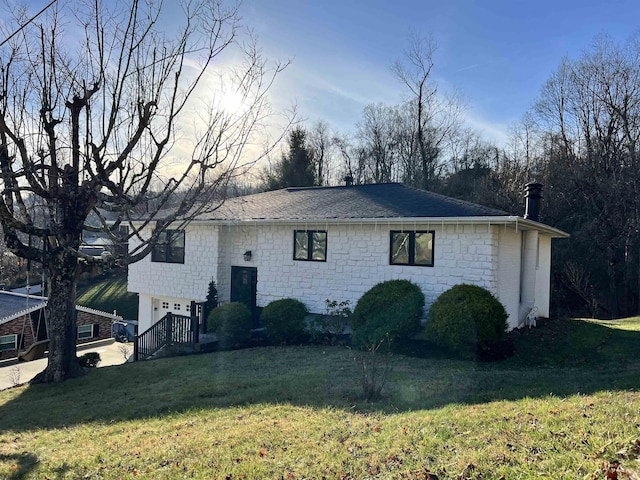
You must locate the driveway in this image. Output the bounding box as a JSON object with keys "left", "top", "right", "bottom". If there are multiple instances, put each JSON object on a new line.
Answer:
{"left": 0, "top": 339, "right": 131, "bottom": 390}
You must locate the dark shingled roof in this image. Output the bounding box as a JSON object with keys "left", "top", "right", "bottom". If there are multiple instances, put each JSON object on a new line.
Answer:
{"left": 200, "top": 183, "right": 509, "bottom": 221}
{"left": 0, "top": 292, "right": 46, "bottom": 324}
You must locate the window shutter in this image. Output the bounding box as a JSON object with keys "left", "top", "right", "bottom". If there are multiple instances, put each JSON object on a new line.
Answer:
{"left": 93, "top": 324, "right": 100, "bottom": 338}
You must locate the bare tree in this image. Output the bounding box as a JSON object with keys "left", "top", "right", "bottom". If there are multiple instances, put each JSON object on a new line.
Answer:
{"left": 307, "top": 120, "right": 335, "bottom": 185}
{"left": 356, "top": 103, "right": 400, "bottom": 183}
{"left": 330, "top": 132, "right": 371, "bottom": 186}
{"left": 392, "top": 33, "right": 465, "bottom": 189}
{"left": 532, "top": 33, "right": 640, "bottom": 316}
{"left": 0, "top": 0, "right": 288, "bottom": 382}
{"left": 392, "top": 33, "right": 436, "bottom": 189}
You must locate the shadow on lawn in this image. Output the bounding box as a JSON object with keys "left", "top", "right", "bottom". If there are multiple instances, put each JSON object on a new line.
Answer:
{"left": 1, "top": 317, "right": 640, "bottom": 433}
{"left": 0, "top": 453, "right": 39, "bottom": 480}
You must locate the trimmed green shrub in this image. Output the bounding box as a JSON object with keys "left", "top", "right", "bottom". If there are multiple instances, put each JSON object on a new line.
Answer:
{"left": 207, "top": 302, "right": 253, "bottom": 349}
{"left": 77, "top": 352, "right": 101, "bottom": 368}
{"left": 261, "top": 298, "right": 307, "bottom": 345}
{"left": 351, "top": 279, "right": 425, "bottom": 348}
{"left": 426, "top": 284, "right": 508, "bottom": 358}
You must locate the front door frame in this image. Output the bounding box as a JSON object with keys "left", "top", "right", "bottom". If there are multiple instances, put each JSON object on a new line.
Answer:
{"left": 230, "top": 266, "right": 258, "bottom": 322}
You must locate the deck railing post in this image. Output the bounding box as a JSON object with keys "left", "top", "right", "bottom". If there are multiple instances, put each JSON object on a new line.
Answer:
{"left": 166, "top": 313, "right": 173, "bottom": 346}
{"left": 189, "top": 301, "right": 198, "bottom": 344}
{"left": 192, "top": 316, "right": 199, "bottom": 344}
{"left": 133, "top": 335, "right": 139, "bottom": 362}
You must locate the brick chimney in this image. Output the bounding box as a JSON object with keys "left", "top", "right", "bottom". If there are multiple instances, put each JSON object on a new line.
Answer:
{"left": 523, "top": 182, "right": 543, "bottom": 222}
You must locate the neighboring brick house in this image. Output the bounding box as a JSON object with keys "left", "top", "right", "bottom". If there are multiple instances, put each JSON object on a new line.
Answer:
{"left": 0, "top": 291, "right": 122, "bottom": 360}
{"left": 128, "top": 182, "right": 569, "bottom": 335}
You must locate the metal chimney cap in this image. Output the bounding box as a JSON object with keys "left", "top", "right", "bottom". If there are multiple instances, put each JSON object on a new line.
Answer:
{"left": 524, "top": 182, "right": 544, "bottom": 195}
{"left": 523, "top": 182, "right": 543, "bottom": 221}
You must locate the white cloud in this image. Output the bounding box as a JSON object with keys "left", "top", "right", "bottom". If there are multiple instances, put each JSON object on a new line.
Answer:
{"left": 463, "top": 110, "right": 511, "bottom": 148}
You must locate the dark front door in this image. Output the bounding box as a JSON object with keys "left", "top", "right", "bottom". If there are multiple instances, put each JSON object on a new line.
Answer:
{"left": 230, "top": 266, "right": 257, "bottom": 321}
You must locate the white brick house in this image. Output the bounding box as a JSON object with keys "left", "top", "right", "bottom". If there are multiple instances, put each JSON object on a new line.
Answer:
{"left": 128, "top": 183, "right": 568, "bottom": 334}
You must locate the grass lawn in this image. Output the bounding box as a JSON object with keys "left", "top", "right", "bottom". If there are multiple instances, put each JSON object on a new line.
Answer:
{"left": 1, "top": 317, "right": 640, "bottom": 479}
{"left": 76, "top": 272, "right": 138, "bottom": 320}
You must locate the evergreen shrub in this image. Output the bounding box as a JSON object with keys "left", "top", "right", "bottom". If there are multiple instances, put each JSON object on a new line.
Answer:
{"left": 351, "top": 279, "right": 424, "bottom": 348}
{"left": 208, "top": 302, "right": 253, "bottom": 349}
{"left": 260, "top": 298, "right": 308, "bottom": 345}
{"left": 77, "top": 352, "right": 101, "bottom": 368}
{"left": 426, "top": 284, "right": 508, "bottom": 358}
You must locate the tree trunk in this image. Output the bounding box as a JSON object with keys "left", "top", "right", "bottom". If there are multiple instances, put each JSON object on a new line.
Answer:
{"left": 608, "top": 258, "right": 620, "bottom": 318}
{"left": 31, "top": 252, "right": 81, "bottom": 383}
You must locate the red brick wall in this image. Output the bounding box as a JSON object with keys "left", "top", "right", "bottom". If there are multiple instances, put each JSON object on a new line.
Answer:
{"left": 0, "top": 315, "right": 35, "bottom": 361}
{"left": 0, "top": 308, "right": 117, "bottom": 360}
{"left": 76, "top": 310, "right": 113, "bottom": 345}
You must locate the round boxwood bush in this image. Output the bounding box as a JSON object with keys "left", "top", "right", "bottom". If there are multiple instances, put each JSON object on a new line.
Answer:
{"left": 260, "top": 298, "right": 308, "bottom": 345}
{"left": 426, "top": 284, "right": 508, "bottom": 358}
{"left": 77, "top": 352, "right": 101, "bottom": 368}
{"left": 351, "top": 279, "right": 425, "bottom": 348}
{"left": 207, "top": 302, "right": 253, "bottom": 349}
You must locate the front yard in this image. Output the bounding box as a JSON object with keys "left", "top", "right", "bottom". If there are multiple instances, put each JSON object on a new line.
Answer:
{"left": 0, "top": 316, "right": 639, "bottom": 479}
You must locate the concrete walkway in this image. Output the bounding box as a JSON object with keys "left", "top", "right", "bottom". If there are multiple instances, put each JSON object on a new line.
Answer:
{"left": 0, "top": 339, "right": 131, "bottom": 390}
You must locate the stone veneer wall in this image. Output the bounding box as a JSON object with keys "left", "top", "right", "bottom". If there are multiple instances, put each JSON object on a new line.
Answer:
{"left": 128, "top": 223, "right": 219, "bottom": 301}
{"left": 131, "top": 221, "right": 508, "bottom": 329}
{"left": 218, "top": 222, "right": 498, "bottom": 315}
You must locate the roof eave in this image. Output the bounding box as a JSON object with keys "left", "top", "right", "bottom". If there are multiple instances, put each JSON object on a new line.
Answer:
{"left": 0, "top": 301, "right": 48, "bottom": 325}
{"left": 515, "top": 217, "right": 570, "bottom": 238}
{"left": 192, "top": 215, "right": 570, "bottom": 237}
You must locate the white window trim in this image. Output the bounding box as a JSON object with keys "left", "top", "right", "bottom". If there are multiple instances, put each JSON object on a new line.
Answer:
{"left": 0, "top": 334, "right": 17, "bottom": 351}
{"left": 77, "top": 324, "right": 94, "bottom": 340}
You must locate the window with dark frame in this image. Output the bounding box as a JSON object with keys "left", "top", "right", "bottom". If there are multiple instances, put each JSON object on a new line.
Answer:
{"left": 151, "top": 229, "right": 185, "bottom": 264}
{"left": 293, "top": 230, "right": 327, "bottom": 262}
{"left": 390, "top": 231, "right": 434, "bottom": 266}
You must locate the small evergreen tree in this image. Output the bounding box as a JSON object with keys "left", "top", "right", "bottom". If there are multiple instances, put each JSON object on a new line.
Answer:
{"left": 202, "top": 281, "right": 219, "bottom": 328}
{"left": 265, "top": 127, "right": 316, "bottom": 190}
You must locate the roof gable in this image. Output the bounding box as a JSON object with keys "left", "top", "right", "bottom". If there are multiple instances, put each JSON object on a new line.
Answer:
{"left": 0, "top": 291, "right": 122, "bottom": 325}
{"left": 0, "top": 291, "right": 47, "bottom": 325}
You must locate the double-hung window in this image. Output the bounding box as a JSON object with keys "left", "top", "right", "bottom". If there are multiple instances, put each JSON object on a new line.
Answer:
{"left": 390, "top": 231, "right": 434, "bottom": 266}
{"left": 152, "top": 229, "right": 185, "bottom": 264}
{"left": 0, "top": 334, "right": 17, "bottom": 352}
{"left": 294, "top": 230, "right": 327, "bottom": 262}
{"left": 77, "top": 324, "right": 98, "bottom": 340}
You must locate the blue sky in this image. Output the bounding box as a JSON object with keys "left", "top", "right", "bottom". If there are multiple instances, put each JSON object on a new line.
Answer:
{"left": 12, "top": 0, "right": 640, "bottom": 147}
{"left": 240, "top": 0, "right": 640, "bottom": 144}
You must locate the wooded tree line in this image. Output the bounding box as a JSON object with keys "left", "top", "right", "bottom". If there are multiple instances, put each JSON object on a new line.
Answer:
{"left": 265, "top": 34, "right": 640, "bottom": 319}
